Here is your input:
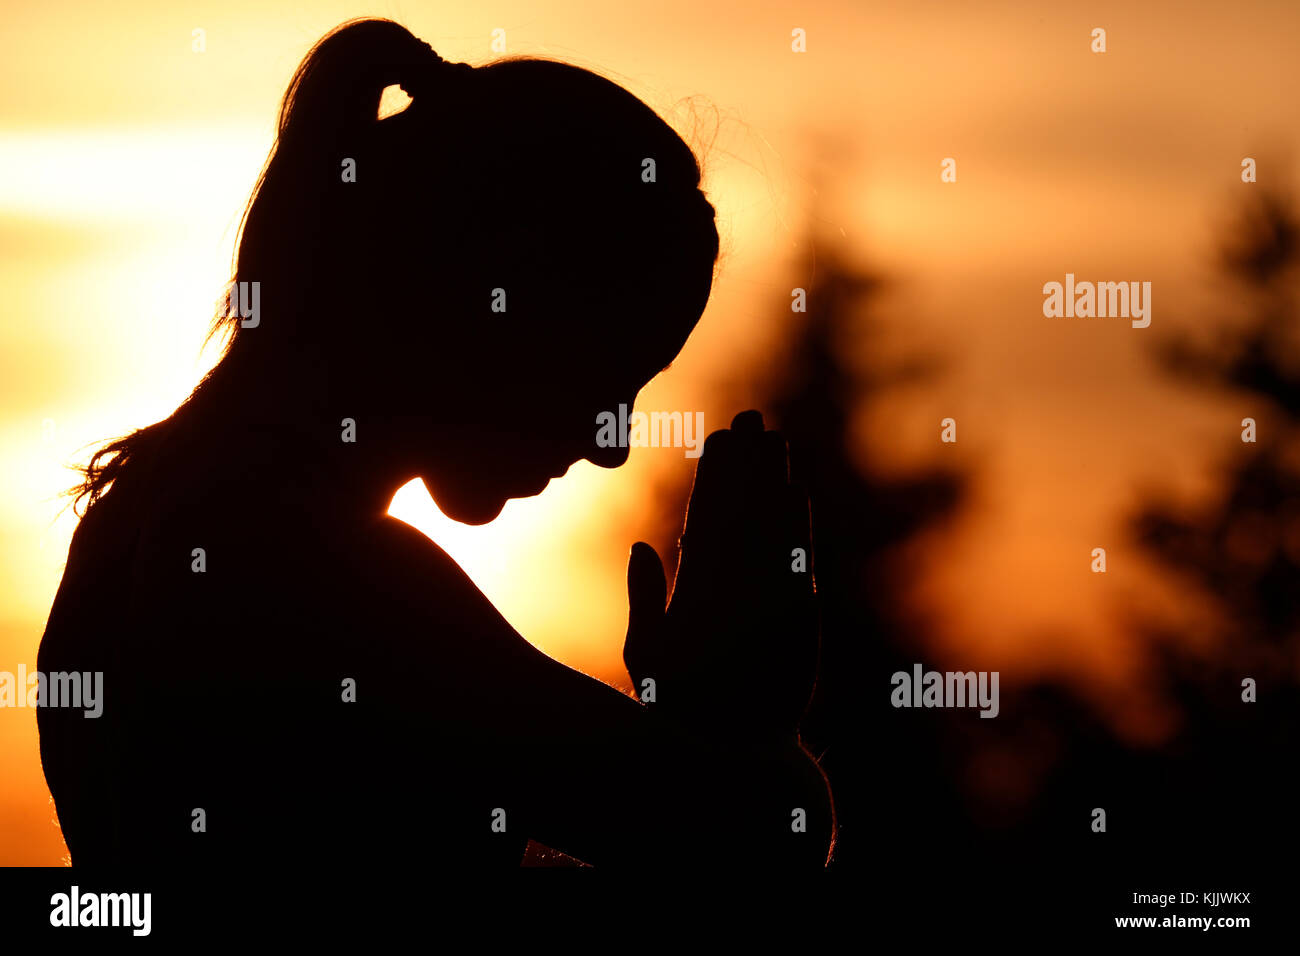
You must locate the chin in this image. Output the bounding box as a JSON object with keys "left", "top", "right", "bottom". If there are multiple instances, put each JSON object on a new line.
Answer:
{"left": 431, "top": 487, "right": 510, "bottom": 526}
{"left": 447, "top": 498, "right": 508, "bottom": 526}
{"left": 433, "top": 472, "right": 553, "bottom": 525}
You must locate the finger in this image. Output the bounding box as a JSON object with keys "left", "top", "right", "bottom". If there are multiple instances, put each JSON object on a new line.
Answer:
{"left": 728, "top": 410, "right": 768, "bottom": 487}
{"left": 746, "top": 429, "right": 791, "bottom": 556}
{"left": 760, "top": 429, "right": 790, "bottom": 485}
{"left": 785, "top": 483, "right": 814, "bottom": 594}
{"left": 680, "top": 428, "right": 739, "bottom": 549}
{"left": 730, "top": 409, "right": 764, "bottom": 434}
{"left": 729, "top": 412, "right": 786, "bottom": 505}
{"left": 726, "top": 420, "right": 789, "bottom": 562}
{"left": 690, "top": 427, "right": 737, "bottom": 501}
{"left": 627, "top": 541, "right": 667, "bottom": 622}
{"left": 625, "top": 542, "right": 667, "bottom": 682}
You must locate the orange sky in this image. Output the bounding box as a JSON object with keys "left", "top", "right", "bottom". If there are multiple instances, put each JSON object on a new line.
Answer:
{"left": 3, "top": 0, "right": 1299, "bottom": 864}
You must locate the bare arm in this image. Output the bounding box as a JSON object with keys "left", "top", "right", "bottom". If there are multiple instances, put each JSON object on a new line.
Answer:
{"left": 367, "top": 410, "right": 834, "bottom": 867}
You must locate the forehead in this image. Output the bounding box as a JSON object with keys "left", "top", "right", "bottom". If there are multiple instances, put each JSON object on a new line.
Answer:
{"left": 547, "top": 322, "right": 689, "bottom": 401}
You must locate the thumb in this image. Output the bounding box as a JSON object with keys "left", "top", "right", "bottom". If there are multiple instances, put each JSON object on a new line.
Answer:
{"left": 625, "top": 541, "right": 667, "bottom": 684}
{"left": 627, "top": 541, "right": 667, "bottom": 624}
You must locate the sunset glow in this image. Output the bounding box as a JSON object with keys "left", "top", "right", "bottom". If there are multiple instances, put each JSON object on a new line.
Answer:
{"left": 4, "top": 0, "right": 1299, "bottom": 866}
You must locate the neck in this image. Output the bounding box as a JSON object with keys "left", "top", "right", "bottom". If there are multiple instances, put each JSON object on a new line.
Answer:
{"left": 220, "top": 343, "right": 436, "bottom": 516}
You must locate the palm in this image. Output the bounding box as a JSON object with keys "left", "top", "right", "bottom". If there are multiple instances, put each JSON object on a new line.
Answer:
{"left": 625, "top": 410, "right": 819, "bottom": 737}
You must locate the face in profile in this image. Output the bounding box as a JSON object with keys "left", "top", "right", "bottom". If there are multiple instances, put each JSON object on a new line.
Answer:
{"left": 413, "top": 313, "right": 699, "bottom": 526}
{"left": 357, "top": 78, "right": 719, "bottom": 525}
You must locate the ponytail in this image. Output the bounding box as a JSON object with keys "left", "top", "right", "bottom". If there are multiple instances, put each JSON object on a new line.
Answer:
{"left": 72, "top": 19, "right": 471, "bottom": 514}
{"left": 274, "top": 19, "right": 468, "bottom": 150}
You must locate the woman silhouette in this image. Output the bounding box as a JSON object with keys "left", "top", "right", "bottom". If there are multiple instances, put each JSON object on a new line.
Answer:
{"left": 38, "top": 18, "right": 832, "bottom": 869}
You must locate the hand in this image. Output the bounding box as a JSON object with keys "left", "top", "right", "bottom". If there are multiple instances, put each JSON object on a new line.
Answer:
{"left": 624, "top": 410, "right": 820, "bottom": 738}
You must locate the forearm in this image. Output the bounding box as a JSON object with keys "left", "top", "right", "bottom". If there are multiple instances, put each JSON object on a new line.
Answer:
{"left": 514, "top": 674, "right": 834, "bottom": 867}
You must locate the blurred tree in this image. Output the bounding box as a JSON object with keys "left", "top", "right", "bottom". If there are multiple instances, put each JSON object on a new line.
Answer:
{"left": 1121, "top": 189, "right": 1300, "bottom": 864}
{"left": 925, "top": 191, "right": 1300, "bottom": 893}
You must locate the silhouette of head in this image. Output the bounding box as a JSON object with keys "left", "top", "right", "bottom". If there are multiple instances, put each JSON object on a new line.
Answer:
{"left": 215, "top": 18, "right": 719, "bottom": 523}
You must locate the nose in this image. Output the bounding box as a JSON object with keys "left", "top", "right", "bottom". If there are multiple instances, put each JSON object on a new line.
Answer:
{"left": 586, "top": 440, "right": 630, "bottom": 470}
{"left": 582, "top": 394, "right": 638, "bottom": 469}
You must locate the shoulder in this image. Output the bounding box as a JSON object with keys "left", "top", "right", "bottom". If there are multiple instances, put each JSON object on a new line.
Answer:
{"left": 349, "top": 513, "right": 548, "bottom": 663}
{"left": 97, "top": 436, "right": 556, "bottom": 677}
